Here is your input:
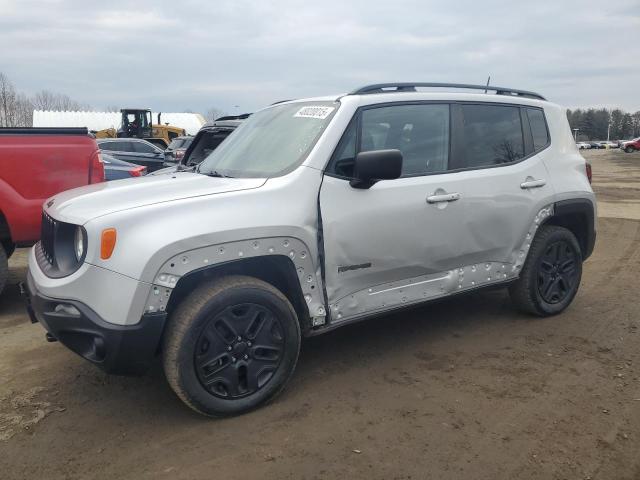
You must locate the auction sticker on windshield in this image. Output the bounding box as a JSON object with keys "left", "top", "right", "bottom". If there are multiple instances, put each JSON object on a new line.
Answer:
{"left": 293, "top": 106, "right": 335, "bottom": 119}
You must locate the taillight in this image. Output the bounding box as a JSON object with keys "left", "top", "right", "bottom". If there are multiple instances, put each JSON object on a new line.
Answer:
{"left": 89, "top": 150, "right": 105, "bottom": 184}
{"left": 129, "top": 166, "right": 147, "bottom": 177}
{"left": 585, "top": 162, "right": 592, "bottom": 184}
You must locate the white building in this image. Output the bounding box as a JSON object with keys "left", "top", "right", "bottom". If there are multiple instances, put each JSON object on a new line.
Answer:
{"left": 32, "top": 110, "right": 206, "bottom": 135}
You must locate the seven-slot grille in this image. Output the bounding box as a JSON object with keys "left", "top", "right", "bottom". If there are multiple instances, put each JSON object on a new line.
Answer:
{"left": 40, "top": 211, "right": 57, "bottom": 265}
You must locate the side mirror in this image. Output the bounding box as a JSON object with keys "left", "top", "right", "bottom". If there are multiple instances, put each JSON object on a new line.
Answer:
{"left": 349, "top": 149, "right": 403, "bottom": 189}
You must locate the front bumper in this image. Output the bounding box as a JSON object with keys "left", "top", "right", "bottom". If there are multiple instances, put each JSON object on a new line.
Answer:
{"left": 22, "top": 273, "right": 166, "bottom": 375}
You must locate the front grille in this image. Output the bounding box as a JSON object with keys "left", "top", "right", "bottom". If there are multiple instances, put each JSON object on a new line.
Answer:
{"left": 40, "top": 211, "right": 57, "bottom": 265}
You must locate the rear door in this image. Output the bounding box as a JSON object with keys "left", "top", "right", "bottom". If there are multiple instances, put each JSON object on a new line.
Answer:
{"left": 319, "top": 101, "right": 554, "bottom": 321}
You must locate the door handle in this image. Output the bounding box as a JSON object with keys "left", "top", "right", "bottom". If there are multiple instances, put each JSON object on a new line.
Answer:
{"left": 520, "top": 179, "right": 546, "bottom": 189}
{"left": 426, "top": 192, "right": 461, "bottom": 204}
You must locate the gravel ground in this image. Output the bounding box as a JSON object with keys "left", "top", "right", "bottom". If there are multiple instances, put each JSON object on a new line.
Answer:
{"left": 1, "top": 148, "right": 639, "bottom": 480}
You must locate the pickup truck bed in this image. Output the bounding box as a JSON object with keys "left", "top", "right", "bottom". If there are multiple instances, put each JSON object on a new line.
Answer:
{"left": 0, "top": 127, "right": 104, "bottom": 293}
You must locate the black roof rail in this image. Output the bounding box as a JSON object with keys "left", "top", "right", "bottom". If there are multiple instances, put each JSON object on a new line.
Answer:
{"left": 349, "top": 83, "right": 546, "bottom": 101}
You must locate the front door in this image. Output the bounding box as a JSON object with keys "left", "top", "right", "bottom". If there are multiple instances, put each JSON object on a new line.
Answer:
{"left": 319, "top": 102, "right": 554, "bottom": 322}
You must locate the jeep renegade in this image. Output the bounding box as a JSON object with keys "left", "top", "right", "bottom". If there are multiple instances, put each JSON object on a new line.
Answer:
{"left": 23, "top": 83, "right": 596, "bottom": 416}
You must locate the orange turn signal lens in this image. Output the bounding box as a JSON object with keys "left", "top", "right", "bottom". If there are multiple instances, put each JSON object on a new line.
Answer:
{"left": 100, "top": 228, "right": 117, "bottom": 259}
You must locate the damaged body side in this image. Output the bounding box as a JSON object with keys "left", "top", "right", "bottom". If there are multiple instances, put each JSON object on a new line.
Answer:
{"left": 323, "top": 204, "right": 554, "bottom": 326}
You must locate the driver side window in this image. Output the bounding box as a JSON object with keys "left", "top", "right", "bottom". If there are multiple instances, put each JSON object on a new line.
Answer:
{"left": 329, "top": 103, "right": 450, "bottom": 178}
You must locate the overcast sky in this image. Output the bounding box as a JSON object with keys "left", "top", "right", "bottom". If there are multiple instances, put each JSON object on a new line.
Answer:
{"left": 1, "top": 0, "right": 638, "bottom": 114}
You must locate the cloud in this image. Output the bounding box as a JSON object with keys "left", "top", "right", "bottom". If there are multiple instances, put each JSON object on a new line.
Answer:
{"left": 0, "top": 0, "right": 638, "bottom": 113}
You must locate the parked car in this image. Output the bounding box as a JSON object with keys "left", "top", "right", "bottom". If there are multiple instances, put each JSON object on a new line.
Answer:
{"left": 97, "top": 138, "right": 165, "bottom": 172}
{"left": 0, "top": 127, "right": 104, "bottom": 294}
{"left": 590, "top": 142, "right": 604, "bottom": 149}
{"left": 621, "top": 138, "right": 640, "bottom": 153}
{"left": 153, "top": 114, "right": 249, "bottom": 175}
{"left": 164, "top": 136, "right": 193, "bottom": 164}
{"left": 103, "top": 153, "right": 147, "bottom": 180}
{"left": 24, "top": 83, "right": 595, "bottom": 417}
{"left": 576, "top": 142, "right": 591, "bottom": 149}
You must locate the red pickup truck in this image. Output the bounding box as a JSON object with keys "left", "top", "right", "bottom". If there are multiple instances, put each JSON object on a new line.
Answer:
{"left": 0, "top": 127, "right": 104, "bottom": 293}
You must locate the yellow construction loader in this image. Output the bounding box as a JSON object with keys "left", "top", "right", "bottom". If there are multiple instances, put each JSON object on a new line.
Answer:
{"left": 94, "top": 108, "right": 186, "bottom": 148}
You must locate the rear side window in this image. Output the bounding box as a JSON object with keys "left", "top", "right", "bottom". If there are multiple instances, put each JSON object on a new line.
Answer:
{"left": 169, "top": 138, "right": 190, "bottom": 149}
{"left": 454, "top": 104, "right": 524, "bottom": 169}
{"left": 133, "top": 141, "right": 157, "bottom": 154}
{"left": 526, "top": 108, "right": 550, "bottom": 151}
{"left": 186, "top": 130, "right": 233, "bottom": 165}
{"left": 104, "top": 141, "right": 132, "bottom": 152}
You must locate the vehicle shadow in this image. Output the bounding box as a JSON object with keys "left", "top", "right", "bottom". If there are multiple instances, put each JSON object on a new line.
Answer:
{"left": 293, "top": 287, "right": 518, "bottom": 388}
{"left": 81, "top": 287, "right": 520, "bottom": 424}
{"left": 2, "top": 247, "right": 526, "bottom": 426}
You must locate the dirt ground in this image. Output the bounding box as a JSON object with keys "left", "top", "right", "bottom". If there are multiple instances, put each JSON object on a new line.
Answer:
{"left": 1, "top": 149, "right": 639, "bottom": 480}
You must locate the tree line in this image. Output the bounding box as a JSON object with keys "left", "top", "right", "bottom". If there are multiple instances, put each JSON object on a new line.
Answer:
{"left": 0, "top": 71, "right": 229, "bottom": 128}
{"left": 0, "top": 72, "right": 92, "bottom": 127}
{"left": 566, "top": 108, "right": 640, "bottom": 141}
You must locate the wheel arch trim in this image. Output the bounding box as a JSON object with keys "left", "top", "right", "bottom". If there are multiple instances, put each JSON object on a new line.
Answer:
{"left": 543, "top": 198, "right": 596, "bottom": 260}
{"left": 143, "top": 237, "right": 326, "bottom": 329}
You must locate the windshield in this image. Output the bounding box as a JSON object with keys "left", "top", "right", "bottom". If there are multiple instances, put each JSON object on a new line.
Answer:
{"left": 198, "top": 101, "right": 338, "bottom": 178}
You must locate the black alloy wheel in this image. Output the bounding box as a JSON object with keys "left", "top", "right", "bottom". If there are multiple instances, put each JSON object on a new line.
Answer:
{"left": 509, "top": 225, "right": 583, "bottom": 316}
{"left": 163, "top": 275, "right": 301, "bottom": 417}
{"left": 194, "top": 303, "right": 284, "bottom": 398}
{"left": 536, "top": 240, "right": 579, "bottom": 304}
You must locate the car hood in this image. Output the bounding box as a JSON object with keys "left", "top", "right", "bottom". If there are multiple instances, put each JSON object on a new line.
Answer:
{"left": 45, "top": 172, "right": 267, "bottom": 225}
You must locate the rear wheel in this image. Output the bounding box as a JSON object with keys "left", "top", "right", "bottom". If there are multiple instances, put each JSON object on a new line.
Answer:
{"left": 163, "top": 275, "right": 301, "bottom": 417}
{"left": 509, "top": 225, "right": 582, "bottom": 316}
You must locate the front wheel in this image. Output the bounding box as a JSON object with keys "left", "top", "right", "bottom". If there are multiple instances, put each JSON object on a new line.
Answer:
{"left": 509, "top": 225, "right": 583, "bottom": 316}
{"left": 625, "top": 146, "right": 635, "bottom": 153}
{"left": 163, "top": 275, "right": 301, "bottom": 417}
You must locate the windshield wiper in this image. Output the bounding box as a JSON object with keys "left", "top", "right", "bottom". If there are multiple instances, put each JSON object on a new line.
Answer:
{"left": 203, "top": 170, "right": 234, "bottom": 178}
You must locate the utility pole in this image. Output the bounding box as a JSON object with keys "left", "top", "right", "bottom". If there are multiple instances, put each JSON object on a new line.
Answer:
{"left": 573, "top": 128, "right": 579, "bottom": 141}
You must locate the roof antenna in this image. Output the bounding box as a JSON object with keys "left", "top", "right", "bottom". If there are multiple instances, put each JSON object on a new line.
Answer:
{"left": 484, "top": 75, "right": 491, "bottom": 93}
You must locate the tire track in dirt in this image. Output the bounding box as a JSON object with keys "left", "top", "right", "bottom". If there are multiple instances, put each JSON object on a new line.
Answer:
{"left": 445, "top": 218, "right": 640, "bottom": 479}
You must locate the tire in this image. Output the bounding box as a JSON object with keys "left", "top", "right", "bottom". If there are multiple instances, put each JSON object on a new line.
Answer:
{"left": 163, "top": 275, "right": 301, "bottom": 417}
{"left": 0, "top": 244, "right": 7, "bottom": 295}
{"left": 625, "top": 146, "right": 635, "bottom": 153}
{"left": 3, "top": 242, "right": 15, "bottom": 258}
{"left": 509, "top": 225, "right": 582, "bottom": 316}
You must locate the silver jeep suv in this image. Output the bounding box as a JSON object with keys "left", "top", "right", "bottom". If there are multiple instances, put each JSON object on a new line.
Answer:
{"left": 24, "top": 83, "right": 596, "bottom": 416}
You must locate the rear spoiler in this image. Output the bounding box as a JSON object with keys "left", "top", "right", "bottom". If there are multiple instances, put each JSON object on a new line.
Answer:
{"left": 0, "top": 127, "right": 89, "bottom": 135}
{"left": 214, "top": 113, "right": 251, "bottom": 121}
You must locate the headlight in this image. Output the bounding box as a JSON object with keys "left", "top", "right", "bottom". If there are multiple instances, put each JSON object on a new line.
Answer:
{"left": 74, "top": 226, "right": 85, "bottom": 261}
